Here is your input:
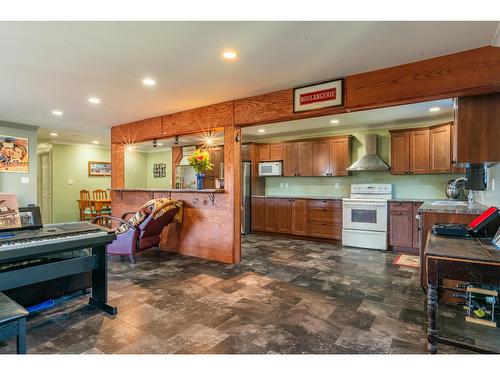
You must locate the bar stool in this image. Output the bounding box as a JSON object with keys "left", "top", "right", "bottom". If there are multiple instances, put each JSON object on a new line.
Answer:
{"left": 0, "top": 293, "right": 29, "bottom": 354}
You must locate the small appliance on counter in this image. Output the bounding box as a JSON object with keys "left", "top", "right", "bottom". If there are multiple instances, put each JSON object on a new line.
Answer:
{"left": 446, "top": 178, "right": 467, "bottom": 200}
{"left": 258, "top": 161, "right": 282, "bottom": 177}
{"left": 432, "top": 207, "right": 500, "bottom": 239}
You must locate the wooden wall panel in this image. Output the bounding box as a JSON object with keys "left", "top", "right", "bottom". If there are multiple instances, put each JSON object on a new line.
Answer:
{"left": 346, "top": 46, "right": 500, "bottom": 111}
{"left": 234, "top": 88, "right": 346, "bottom": 127}
{"left": 161, "top": 101, "right": 234, "bottom": 137}
{"left": 111, "top": 116, "right": 162, "bottom": 144}
{"left": 111, "top": 143, "right": 124, "bottom": 189}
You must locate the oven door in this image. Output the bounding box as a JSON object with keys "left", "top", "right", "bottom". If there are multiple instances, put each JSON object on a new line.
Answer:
{"left": 343, "top": 200, "right": 387, "bottom": 232}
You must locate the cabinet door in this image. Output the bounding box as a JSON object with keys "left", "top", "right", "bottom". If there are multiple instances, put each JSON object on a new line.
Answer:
{"left": 429, "top": 124, "right": 452, "bottom": 173}
{"left": 283, "top": 143, "right": 299, "bottom": 176}
{"left": 409, "top": 129, "right": 430, "bottom": 174}
{"left": 391, "top": 131, "right": 409, "bottom": 174}
{"left": 412, "top": 203, "right": 422, "bottom": 249}
{"left": 241, "top": 144, "right": 251, "bottom": 162}
{"left": 298, "top": 141, "right": 314, "bottom": 176}
{"left": 291, "top": 199, "right": 307, "bottom": 236}
{"left": 258, "top": 144, "right": 271, "bottom": 161}
{"left": 270, "top": 144, "right": 284, "bottom": 161}
{"left": 251, "top": 197, "right": 266, "bottom": 231}
{"left": 389, "top": 211, "right": 413, "bottom": 247}
{"left": 277, "top": 199, "right": 292, "bottom": 233}
{"left": 265, "top": 198, "right": 280, "bottom": 232}
{"left": 312, "top": 139, "right": 331, "bottom": 176}
{"left": 329, "top": 137, "right": 351, "bottom": 176}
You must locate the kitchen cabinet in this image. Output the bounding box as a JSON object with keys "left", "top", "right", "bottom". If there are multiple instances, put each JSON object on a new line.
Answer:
{"left": 312, "top": 139, "right": 330, "bottom": 176}
{"left": 429, "top": 123, "right": 452, "bottom": 173}
{"left": 283, "top": 143, "right": 299, "bottom": 176}
{"left": 409, "top": 129, "right": 430, "bottom": 174}
{"left": 241, "top": 144, "right": 251, "bottom": 162}
{"left": 258, "top": 144, "right": 283, "bottom": 161}
{"left": 251, "top": 197, "right": 341, "bottom": 239}
{"left": 390, "top": 124, "right": 457, "bottom": 175}
{"left": 389, "top": 201, "right": 423, "bottom": 254}
{"left": 329, "top": 136, "right": 352, "bottom": 176}
{"left": 251, "top": 197, "right": 266, "bottom": 231}
{"left": 455, "top": 93, "right": 500, "bottom": 164}
{"left": 298, "top": 142, "right": 314, "bottom": 176}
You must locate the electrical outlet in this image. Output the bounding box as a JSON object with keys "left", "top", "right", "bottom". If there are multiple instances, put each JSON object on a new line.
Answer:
{"left": 67, "top": 179, "right": 74, "bottom": 185}
{"left": 334, "top": 182, "right": 340, "bottom": 190}
{"left": 285, "top": 182, "right": 289, "bottom": 188}
{"left": 21, "top": 177, "right": 29, "bottom": 184}
{"left": 280, "top": 182, "right": 284, "bottom": 188}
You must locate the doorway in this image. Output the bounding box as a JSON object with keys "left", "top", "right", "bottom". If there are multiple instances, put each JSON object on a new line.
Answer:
{"left": 38, "top": 150, "right": 52, "bottom": 224}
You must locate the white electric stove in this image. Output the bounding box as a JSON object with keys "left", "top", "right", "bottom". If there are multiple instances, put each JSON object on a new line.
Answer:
{"left": 342, "top": 183, "right": 392, "bottom": 250}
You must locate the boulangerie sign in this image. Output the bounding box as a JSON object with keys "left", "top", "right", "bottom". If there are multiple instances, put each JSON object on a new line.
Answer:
{"left": 293, "top": 78, "right": 344, "bottom": 112}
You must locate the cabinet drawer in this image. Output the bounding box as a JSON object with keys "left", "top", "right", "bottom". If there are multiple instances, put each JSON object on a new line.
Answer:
{"left": 307, "top": 223, "right": 341, "bottom": 239}
{"left": 307, "top": 199, "right": 342, "bottom": 210}
{"left": 389, "top": 202, "right": 413, "bottom": 212}
{"left": 308, "top": 208, "right": 342, "bottom": 224}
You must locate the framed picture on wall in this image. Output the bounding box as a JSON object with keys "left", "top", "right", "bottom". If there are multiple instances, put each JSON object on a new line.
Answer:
{"left": 88, "top": 161, "right": 111, "bottom": 177}
{"left": 0, "top": 135, "right": 29, "bottom": 173}
{"left": 293, "top": 78, "right": 344, "bottom": 112}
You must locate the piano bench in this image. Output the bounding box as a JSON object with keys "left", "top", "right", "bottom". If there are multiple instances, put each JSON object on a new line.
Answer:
{"left": 0, "top": 293, "right": 29, "bottom": 354}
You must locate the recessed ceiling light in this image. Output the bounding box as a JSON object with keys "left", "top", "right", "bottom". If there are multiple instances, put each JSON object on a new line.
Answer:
{"left": 330, "top": 119, "right": 339, "bottom": 124}
{"left": 50, "top": 132, "right": 58, "bottom": 137}
{"left": 92, "top": 140, "right": 99, "bottom": 144}
{"left": 88, "top": 97, "right": 101, "bottom": 104}
{"left": 429, "top": 107, "right": 440, "bottom": 112}
{"left": 127, "top": 146, "right": 136, "bottom": 151}
{"left": 142, "top": 78, "right": 156, "bottom": 86}
{"left": 257, "top": 129, "right": 266, "bottom": 133}
{"left": 52, "top": 110, "right": 63, "bottom": 116}
{"left": 157, "top": 143, "right": 163, "bottom": 146}
{"left": 222, "top": 50, "right": 238, "bottom": 60}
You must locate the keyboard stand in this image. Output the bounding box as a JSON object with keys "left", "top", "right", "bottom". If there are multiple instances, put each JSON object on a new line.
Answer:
{"left": 0, "top": 227, "right": 117, "bottom": 317}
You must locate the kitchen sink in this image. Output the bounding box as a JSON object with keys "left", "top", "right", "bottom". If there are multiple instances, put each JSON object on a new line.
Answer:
{"left": 429, "top": 200, "right": 470, "bottom": 206}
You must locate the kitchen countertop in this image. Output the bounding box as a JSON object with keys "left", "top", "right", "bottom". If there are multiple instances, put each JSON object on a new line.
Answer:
{"left": 251, "top": 195, "right": 346, "bottom": 200}
{"left": 112, "top": 188, "right": 225, "bottom": 193}
{"left": 418, "top": 201, "right": 488, "bottom": 215}
{"left": 426, "top": 233, "right": 499, "bottom": 262}
{"left": 388, "top": 198, "right": 428, "bottom": 203}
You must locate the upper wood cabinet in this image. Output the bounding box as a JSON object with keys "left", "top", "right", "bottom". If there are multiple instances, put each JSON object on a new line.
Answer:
{"left": 298, "top": 142, "right": 314, "bottom": 176}
{"left": 390, "top": 124, "right": 457, "bottom": 175}
{"left": 456, "top": 93, "right": 500, "bottom": 163}
{"left": 390, "top": 131, "right": 409, "bottom": 174}
{"left": 429, "top": 123, "right": 452, "bottom": 173}
{"left": 283, "top": 143, "right": 299, "bottom": 176}
{"left": 258, "top": 144, "right": 284, "bottom": 161}
{"left": 409, "top": 128, "right": 430, "bottom": 174}
{"left": 329, "top": 137, "right": 352, "bottom": 176}
{"left": 241, "top": 144, "right": 251, "bottom": 162}
{"left": 312, "top": 139, "right": 330, "bottom": 176}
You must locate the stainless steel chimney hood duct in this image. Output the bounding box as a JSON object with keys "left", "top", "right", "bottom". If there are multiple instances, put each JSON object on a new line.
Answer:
{"left": 347, "top": 134, "right": 390, "bottom": 171}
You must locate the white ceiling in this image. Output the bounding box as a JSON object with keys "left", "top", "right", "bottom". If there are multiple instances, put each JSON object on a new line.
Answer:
{"left": 242, "top": 99, "right": 454, "bottom": 142}
{"left": 0, "top": 21, "right": 497, "bottom": 145}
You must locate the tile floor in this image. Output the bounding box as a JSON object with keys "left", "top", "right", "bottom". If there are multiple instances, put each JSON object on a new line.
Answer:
{"left": 1, "top": 234, "right": 498, "bottom": 354}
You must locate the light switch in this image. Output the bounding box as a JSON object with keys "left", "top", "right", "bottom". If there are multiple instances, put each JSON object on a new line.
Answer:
{"left": 67, "top": 179, "right": 74, "bottom": 185}
{"left": 285, "top": 183, "right": 289, "bottom": 188}
{"left": 334, "top": 182, "right": 340, "bottom": 190}
{"left": 21, "top": 177, "right": 29, "bottom": 184}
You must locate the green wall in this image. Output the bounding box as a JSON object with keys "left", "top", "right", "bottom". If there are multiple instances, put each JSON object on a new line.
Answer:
{"left": 265, "top": 128, "right": 463, "bottom": 199}
{"left": 51, "top": 143, "right": 111, "bottom": 223}
{"left": 0, "top": 121, "right": 38, "bottom": 206}
{"left": 125, "top": 149, "right": 172, "bottom": 189}
{"left": 477, "top": 163, "right": 500, "bottom": 207}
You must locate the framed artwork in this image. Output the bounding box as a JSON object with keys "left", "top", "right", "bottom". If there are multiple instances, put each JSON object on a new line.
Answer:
{"left": 88, "top": 161, "right": 111, "bottom": 176}
{"left": 0, "top": 193, "right": 21, "bottom": 231}
{"left": 153, "top": 163, "right": 166, "bottom": 178}
{"left": 0, "top": 135, "right": 29, "bottom": 173}
{"left": 293, "top": 78, "right": 344, "bottom": 112}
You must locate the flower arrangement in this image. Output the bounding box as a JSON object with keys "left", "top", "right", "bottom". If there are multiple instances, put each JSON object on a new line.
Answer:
{"left": 188, "top": 148, "right": 213, "bottom": 175}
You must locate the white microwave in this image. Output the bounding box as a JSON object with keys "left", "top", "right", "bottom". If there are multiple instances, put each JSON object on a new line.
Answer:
{"left": 258, "top": 162, "right": 282, "bottom": 176}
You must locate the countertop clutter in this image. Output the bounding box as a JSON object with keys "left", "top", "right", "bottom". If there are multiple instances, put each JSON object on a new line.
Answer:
{"left": 418, "top": 201, "right": 488, "bottom": 215}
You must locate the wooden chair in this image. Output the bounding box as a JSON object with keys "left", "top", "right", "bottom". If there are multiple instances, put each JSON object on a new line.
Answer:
{"left": 92, "top": 189, "right": 111, "bottom": 226}
{"left": 78, "top": 189, "right": 95, "bottom": 221}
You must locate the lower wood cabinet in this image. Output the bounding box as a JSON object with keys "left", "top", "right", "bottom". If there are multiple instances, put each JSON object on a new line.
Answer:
{"left": 251, "top": 197, "right": 341, "bottom": 239}
{"left": 389, "top": 201, "right": 423, "bottom": 254}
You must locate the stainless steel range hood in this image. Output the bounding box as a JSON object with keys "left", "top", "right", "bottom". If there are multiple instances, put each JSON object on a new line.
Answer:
{"left": 347, "top": 134, "right": 390, "bottom": 171}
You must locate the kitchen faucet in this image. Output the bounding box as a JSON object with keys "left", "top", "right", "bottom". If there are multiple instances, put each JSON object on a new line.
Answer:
{"left": 452, "top": 177, "right": 475, "bottom": 205}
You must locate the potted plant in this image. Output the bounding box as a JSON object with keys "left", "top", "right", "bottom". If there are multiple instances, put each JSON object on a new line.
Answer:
{"left": 188, "top": 148, "right": 213, "bottom": 190}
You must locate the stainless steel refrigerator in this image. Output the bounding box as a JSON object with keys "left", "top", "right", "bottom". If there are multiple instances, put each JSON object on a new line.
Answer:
{"left": 241, "top": 162, "right": 251, "bottom": 234}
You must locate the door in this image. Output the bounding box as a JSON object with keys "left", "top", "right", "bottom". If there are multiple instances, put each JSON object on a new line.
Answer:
{"left": 343, "top": 200, "right": 387, "bottom": 232}
{"left": 38, "top": 151, "right": 52, "bottom": 224}
{"left": 429, "top": 124, "right": 451, "bottom": 173}
{"left": 291, "top": 199, "right": 307, "bottom": 235}
{"left": 265, "top": 198, "right": 280, "bottom": 231}
{"left": 298, "top": 141, "right": 313, "bottom": 176}
{"left": 409, "top": 129, "right": 430, "bottom": 174}
{"left": 277, "top": 199, "right": 292, "bottom": 233}
{"left": 251, "top": 197, "right": 266, "bottom": 231}
{"left": 391, "top": 131, "right": 409, "bottom": 174}
{"left": 283, "top": 143, "right": 299, "bottom": 176}
{"left": 389, "top": 211, "right": 413, "bottom": 247}
{"left": 329, "top": 137, "right": 350, "bottom": 176}
{"left": 312, "top": 140, "right": 330, "bottom": 176}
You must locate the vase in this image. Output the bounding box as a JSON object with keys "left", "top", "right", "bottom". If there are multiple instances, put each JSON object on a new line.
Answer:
{"left": 195, "top": 173, "right": 205, "bottom": 190}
